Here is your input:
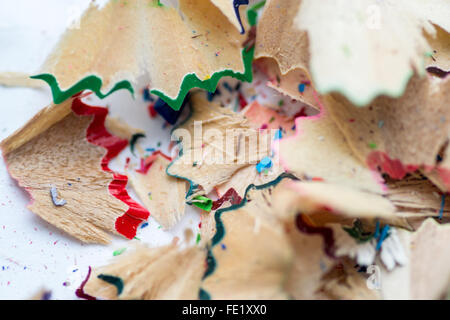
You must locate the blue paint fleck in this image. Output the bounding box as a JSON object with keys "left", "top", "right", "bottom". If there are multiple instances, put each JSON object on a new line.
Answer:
{"left": 256, "top": 156, "right": 273, "bottom": 173}
{"left": 298, "top": 83, "right": 306, "bottom": 93}
{"left": 376, "top": 225, "right": 390, "bottom": 251}
{"left": 141, "top": 222, "right": 149, "bottom": 229}
{"left": 439, "top": 194, "right": 445, "bottom": 219}
{"left": 143, "top": 88, "right": 154, "bottom": 102}
{"left": 274, "top": 129, "right": 282, "bottom": 140}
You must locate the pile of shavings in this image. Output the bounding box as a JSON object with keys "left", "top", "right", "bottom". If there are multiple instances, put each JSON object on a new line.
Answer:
{"left": 1, "top": 0, "right": 450, "bottom": 300}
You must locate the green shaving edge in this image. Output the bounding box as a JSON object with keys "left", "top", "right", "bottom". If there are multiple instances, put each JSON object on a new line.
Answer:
{"left": 166, "top": 1, "right": 266, "bottom": 198}
{"left": 29, "top": 0, "right": 259, "bottom": 111}
{"left": 97, "top": 274, "right": 124, "bottom": 296}
{"left": 199, "top": 172, "right": 297, "bottom": 300}
{"left": 30, "top": 74, "right": 135, "bottom": 104}
{"left": 150, "top": 47, "right": 254, "bottom": 110}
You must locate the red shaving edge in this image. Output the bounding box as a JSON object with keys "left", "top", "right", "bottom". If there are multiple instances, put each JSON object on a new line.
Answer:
{"left": 72, "top": 97, "right": 149, "bottom": 239}
{"left": 295, "top": 214, "right": 336, "bottom": 259}
{"left": 136, "top": 150, "right": 172, "bottom": 175}
{"left": 366, "top": 151, "right": 419, "bottom": 180}
{"left": 148, "top": 103, "right": 157, "bottom": 118}
{"left": 238, "top": 92, "right": 247, "bottom": 110}
{"left": 367, "top": 151, "right": 450, "bottom": 192}
{"left": 212, "top": 188, "right": 242, "bottom": 210}
{"left": 75, "top": 266, "right": 97, "bottom": 300}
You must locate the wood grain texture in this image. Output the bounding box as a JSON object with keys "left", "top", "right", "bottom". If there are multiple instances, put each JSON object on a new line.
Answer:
{"left": 2, "top": 102, "right": 128, "bottom": 243}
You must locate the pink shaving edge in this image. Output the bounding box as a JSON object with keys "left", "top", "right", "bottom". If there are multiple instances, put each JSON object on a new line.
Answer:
{"left": 366, "top": 153, "right": 450, "bottom": 192}
{"left": 275, "top": 90, "right": 387, "bottom": 193}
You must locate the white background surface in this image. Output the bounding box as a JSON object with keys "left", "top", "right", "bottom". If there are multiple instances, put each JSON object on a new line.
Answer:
{"left": 0, "top": 0, "right": 201, "bottom": 300}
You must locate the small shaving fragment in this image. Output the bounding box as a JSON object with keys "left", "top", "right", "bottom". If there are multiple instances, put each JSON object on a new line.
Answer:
{"left": 50, "top": 186, "right": 67, "bottom": 207}
{"left": 191, "top": 196, "right": 213, "bottom": 212}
